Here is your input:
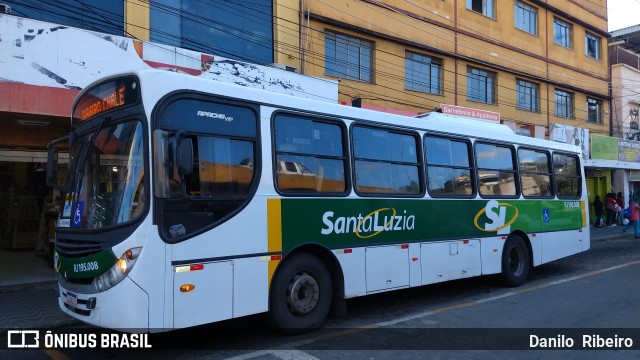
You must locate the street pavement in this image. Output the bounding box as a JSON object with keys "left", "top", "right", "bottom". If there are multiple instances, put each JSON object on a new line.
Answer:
{"left": 0, "top": 224, "right": 634, "bottom": 330}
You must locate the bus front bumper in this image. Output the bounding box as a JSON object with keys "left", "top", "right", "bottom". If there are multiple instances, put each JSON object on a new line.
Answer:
{"left": 59, "top": 277, "right": 149, "bottom": 331}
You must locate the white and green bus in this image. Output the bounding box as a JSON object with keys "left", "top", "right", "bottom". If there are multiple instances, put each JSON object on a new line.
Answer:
{"left": 47, "top": 69, "right": 589, "bottom": 333}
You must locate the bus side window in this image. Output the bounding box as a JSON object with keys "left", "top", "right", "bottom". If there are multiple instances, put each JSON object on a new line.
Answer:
{"left": 274, "top": 114, "right": 347, "bottom": 195}
{"left": 476, "top": 142, "right": 518, "bottom": 198}
{"left": 425, "top": 135, "right": 474, "bottom": 196}
{"left": 553, "top": 153, "right": 581, "bottom": 198}
{"left": 353, "top": 126, "right": 422, "bottom": 195}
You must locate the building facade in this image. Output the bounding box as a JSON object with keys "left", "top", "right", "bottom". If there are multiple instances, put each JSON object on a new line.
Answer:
{"left": 287, "top": 0, "right": 611, "bottom": 139}
{"left": 609, "top": 25, "right": 640, "bottom": 203}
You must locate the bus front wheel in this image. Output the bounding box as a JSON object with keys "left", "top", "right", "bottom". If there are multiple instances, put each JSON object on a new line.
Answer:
{"left": 268, "top": 253, "right": 332, "bottom": 334}
{"left": 500, "top": 236, "right": 530, "bottom": 287}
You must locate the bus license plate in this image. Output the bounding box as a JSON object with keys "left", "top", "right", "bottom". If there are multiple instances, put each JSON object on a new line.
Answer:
{"left": 65, "top": 292, "right": 78, "bottom": 308}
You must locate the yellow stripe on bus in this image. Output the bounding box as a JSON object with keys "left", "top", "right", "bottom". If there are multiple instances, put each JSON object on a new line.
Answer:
{"left": 267, "top": 198, "right": 283, "bottom": 288}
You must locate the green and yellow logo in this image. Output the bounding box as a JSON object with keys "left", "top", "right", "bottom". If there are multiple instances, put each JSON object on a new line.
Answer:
{"left": 320, "top": 208, "right": 416, "bottom": 239}
{"left": 474, "top": 200, "right": 519, "bottom": 233}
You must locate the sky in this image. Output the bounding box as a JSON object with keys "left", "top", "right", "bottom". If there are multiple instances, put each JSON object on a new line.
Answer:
{"left": 607, "top": 0, "right": 640, "bottom": 31}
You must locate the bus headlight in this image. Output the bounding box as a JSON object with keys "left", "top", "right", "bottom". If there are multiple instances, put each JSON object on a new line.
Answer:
{"left": 92, "top": 248, "right": 141, "bottom": 292}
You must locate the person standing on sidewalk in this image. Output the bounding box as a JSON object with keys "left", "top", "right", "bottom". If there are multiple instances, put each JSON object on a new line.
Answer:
{"left": 622, "top": 199, "right": 640, "bottom": 238}
{"left": 605, "top": 193, "right": 618, "bottom": 227}
{"left": 592, "top": 195, "right": 605, "bottom": 227}
{"left": 616, "top": 192, "right": 625, "bottom": 225}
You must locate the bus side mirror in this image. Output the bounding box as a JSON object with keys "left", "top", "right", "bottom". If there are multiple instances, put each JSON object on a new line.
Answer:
{"left": 46, "top": 136, "right": 68, "bottom": 192}
{"left": 176, "top": 137, "right": 193, "bottom": 176}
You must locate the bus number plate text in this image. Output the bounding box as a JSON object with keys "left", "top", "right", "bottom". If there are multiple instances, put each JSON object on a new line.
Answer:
{"left": 563, "top": 201, "right": 581, "bottom": 208}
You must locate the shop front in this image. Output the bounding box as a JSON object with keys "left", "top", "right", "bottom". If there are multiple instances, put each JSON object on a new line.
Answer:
{"left": 586, "top": 134, "right": 640, "bottom": 224}
{"left": 0, "top": 83, "right": 74, "bottom": 287}
{"left": 630, "top": 171, "right": 640, "bottom": 202}
{"left": 585, "top": 168, "right": 612, "bottom": 223}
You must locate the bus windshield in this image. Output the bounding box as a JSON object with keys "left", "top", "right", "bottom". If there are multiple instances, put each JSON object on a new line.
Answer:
{"left": 64, "top": 120, "right": 145, "bottom": 230}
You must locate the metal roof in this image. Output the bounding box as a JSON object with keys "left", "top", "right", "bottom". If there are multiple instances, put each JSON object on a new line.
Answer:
{"left": 610, "top": 25, "right": 640, "bottom": 54}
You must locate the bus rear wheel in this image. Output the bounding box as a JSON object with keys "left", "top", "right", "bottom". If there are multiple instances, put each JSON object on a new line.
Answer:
{"left": 500, "top": 236, "right": 530, "bottom": 287}
{"left": 268, "top": 253, "right": 332, "bottom": 334}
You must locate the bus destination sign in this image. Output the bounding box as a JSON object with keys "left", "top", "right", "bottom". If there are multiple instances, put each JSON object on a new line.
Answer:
{"left": 73, "top": 77, "right": 139, "bottom": 124}
{"left": 80, "top": 85, "right": 125, "bottom": 121}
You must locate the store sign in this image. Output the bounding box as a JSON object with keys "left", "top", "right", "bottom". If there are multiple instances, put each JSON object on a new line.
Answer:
{"left": 618, "top": 140, "right": 640, "bottom": 162}
{"left": 585, "top": 169, "right": 603, "bottom": 177}
{"left": 515, "top": 127, "right": 531, "bottom": 137}
{"left": 440, "top": 104, "right": 500, "bottom": 122}
{"left": 550, "top": 123, "right": 590, "bottom": 159}
{"left": 591, "top": 134, "right": 619, "bottom": 160}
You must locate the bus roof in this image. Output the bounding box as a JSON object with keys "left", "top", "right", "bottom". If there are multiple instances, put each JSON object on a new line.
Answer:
{"left": 102, "top": 69, "right": 581, "bottom": 155}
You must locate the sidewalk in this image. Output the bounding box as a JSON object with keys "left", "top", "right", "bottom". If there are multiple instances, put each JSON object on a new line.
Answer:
{"left": 0, "top": 226, "right": 636, "bottom": 330}
{"left": 589, "top": 222, "right": 635, "bottom": 242}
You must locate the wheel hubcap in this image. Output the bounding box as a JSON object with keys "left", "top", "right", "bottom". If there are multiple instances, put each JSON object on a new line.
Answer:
{"left": 286, "top": 272, "right": 320, "bottom": 315}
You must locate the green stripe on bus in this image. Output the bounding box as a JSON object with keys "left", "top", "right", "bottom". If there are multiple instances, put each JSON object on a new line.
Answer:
{"left": 280, "top": 199, "right": 583, "bottom": 250}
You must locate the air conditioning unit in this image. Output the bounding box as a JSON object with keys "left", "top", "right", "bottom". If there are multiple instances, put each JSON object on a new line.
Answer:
{"left": 270, "top": 63, "right": 298, "bottom": 73}
{"left": 0, "top": 3, "right": 11, "bottom": 14}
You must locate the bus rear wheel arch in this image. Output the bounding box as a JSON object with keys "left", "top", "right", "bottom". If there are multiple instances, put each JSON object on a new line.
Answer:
{"left": 500, "top": 235, "right": 531, "bottom": 287}
{"left": 267, "top": 253, "right": 333, "bottom": 334}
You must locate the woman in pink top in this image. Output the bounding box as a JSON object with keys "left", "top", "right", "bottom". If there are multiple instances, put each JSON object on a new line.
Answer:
{"left": 622, "top": 199, "right": 640, "bottom": 238}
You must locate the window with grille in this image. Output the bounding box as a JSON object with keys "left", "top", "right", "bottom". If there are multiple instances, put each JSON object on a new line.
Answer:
{"left": 467, "top": 0, "right": 495, "bottom": 18}
{"left": 587, "top": 98, "right": 602, "bottom": 124}
{"left": 585, "top": 33, "right": 601, "bottom": 59}
{"left": 515, "top": 1, "right": 537, "bottom": 35}
{"left": 467, "top": 67, "right": 496, "bottom": 104}
{"left": 516, "top": 79, "right": 539, "bottom": 112}
{"left": 325, "top": 31, "right": 373, "bottom": 82}
{"left": 555, "top": 89, "right": 573, "bottom": 118}
{"left": 554, "top": 18, "right": 573, "bottom": 48}
{"left": 405, "top": 52, "right": 443, "bottom": 95}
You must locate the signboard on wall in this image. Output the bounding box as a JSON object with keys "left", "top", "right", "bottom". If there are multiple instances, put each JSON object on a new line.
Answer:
{"left": 585, "top": 169, "right": 603, "bottom": 177}
{"left": 550, "top": 123, "right": 590, "bottom": 159}
{"left": 591, "top": 134, "right": 619, "bottom": 160}
{"left": 618, "top": 140, "right": 640, "bottom": 162}
{"left": 440, "top": 104, "right": 500, "bottom": 122}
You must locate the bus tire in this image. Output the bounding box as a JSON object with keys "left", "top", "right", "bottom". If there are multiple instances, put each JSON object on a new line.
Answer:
{"left": 500, "top": 235, "right": 530, "bottom": 287}
{"left": 268, "top": 253, "right": 332, "bottom": 335}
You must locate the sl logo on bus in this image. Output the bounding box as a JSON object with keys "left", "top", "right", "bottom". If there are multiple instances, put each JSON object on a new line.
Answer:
{"left": 473, "top": 200, "right": 519, "bottom": 235}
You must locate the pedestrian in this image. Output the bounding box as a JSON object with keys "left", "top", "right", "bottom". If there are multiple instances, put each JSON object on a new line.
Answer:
{"left": 622, "top": 199, "right": 640, "bottom": 238}
{"left": 592, "top": 195, "right": 605, "bottom": 227}
{"left": 605, "top": 193, "right": 618, "bottom": 227}
{"left": 616, "top": 192, "right": 625, "bottom": 225}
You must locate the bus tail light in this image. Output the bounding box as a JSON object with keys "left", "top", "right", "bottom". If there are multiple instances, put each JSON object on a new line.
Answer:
{"left": 92, "top": 247, "right": 142, "bottom": 292}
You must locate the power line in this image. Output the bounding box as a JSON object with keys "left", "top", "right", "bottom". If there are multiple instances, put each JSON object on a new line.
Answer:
{"left": 6, "top": 0, "right": 629, "bottom": 130}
